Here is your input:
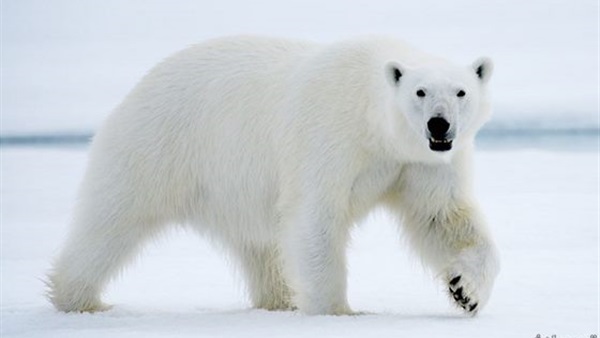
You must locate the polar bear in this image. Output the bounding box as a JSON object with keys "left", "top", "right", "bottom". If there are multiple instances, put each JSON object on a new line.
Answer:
{"left": 48, "top": 36, "right": 500, "bottom": 316}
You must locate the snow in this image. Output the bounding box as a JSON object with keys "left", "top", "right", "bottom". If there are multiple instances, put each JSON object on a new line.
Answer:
{"left": 1, "top": 144, "right": 599, "bottom": 337}
{"left": 2, "top": 0, "right": 598, "bottom": 134}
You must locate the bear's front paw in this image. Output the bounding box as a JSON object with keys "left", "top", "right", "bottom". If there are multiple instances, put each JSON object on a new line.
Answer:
{"left": 443, "top": 245, "right": 500, "bottom": 316}
{"left": 447, "top": 275, "right": 480, "bottom": 315}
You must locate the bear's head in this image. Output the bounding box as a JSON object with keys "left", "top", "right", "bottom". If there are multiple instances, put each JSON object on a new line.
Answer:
{"left": 384, "top": 58, "right": 493, "bottom": 158}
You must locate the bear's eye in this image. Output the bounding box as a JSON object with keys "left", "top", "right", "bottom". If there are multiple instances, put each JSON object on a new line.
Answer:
{"left": 457, "top": 90, "right": 466, "bottom": 98}
{"left": 416, "top": 89, "right": 426, "bottom": 98}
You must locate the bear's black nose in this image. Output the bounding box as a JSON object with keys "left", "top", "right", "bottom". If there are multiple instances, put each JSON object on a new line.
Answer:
{"left": 427, "top": 117, "right": 450, "bottom": 138}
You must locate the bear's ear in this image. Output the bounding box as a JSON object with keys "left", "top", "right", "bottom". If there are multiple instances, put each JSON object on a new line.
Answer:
{"left": 472, "top": 57, "right": 493, "bottom": 84}
{"left": 385, "top": 61, "right": 405, "bottom": 87}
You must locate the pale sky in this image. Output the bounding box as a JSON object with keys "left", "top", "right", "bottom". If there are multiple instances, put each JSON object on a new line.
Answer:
{"left": 2, "top": 0, "right": 598, "bottom": 133}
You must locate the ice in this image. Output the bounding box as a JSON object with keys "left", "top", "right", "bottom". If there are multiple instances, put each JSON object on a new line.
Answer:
{"left": 1, "top": 145, "right": 598, "bottom": 337}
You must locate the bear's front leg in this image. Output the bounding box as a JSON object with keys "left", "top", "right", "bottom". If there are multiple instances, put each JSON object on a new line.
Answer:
{"left": 394, "top": 163, "right": 500, "bottom": 315}
{"left": 280, "top": 208, "right": 353, "bottom": 315}
{"left": 407, "top": 205, "right": 499, "bottom": 315}
{"left": 430, "top": 206, "right": 500, "bottom": 315}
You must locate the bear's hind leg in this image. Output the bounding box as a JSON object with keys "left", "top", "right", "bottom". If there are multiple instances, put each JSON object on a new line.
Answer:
{"left": 235, "top": 244, "right": 294, "bottom": 311}
{"left": 47, "top": 209, "right": 164, "bottom": 313}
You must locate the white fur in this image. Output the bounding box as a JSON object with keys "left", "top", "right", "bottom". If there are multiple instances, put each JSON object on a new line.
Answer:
{"left": 47, "top": 36, "right": 499, "bottom": 315}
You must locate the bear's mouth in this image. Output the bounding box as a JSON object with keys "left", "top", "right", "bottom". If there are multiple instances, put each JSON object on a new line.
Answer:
{"left": 429, "top": 138, "right": 452, "bottom": 151}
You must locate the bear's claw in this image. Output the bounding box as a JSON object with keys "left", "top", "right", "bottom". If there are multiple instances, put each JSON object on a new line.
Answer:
{"left": 448, "top": 275, "right": 479, "bottom": 315}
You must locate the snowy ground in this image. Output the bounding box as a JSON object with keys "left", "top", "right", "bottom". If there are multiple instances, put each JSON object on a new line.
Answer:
{"left": 1, "top": 141, "right": 598, "bottom": 338}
